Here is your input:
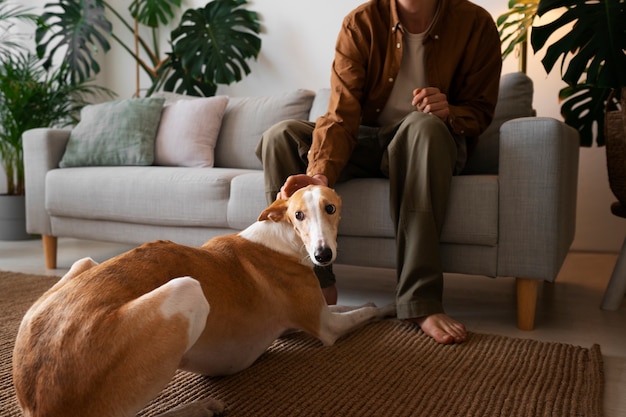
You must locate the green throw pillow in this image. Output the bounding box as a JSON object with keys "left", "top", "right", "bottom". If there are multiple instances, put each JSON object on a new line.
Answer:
{"left": 59, "top": 97, "right": 165, "bottom": 168}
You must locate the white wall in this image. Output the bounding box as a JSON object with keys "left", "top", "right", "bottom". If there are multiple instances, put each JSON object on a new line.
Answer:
{"left": 20, "top": 0, "right": 626, "bottom": 253}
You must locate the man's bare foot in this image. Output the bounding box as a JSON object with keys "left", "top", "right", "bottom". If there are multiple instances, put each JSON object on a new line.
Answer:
{"left": 322, "top": 284, "right": 338, "bottom": 305}
{"left": 405, "top": 313, "right": 467, "bottom": 344}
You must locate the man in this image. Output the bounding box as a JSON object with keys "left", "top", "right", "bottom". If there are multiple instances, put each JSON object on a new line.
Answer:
{"left": 256, "top": 0, "right": 502, "bottom": 344}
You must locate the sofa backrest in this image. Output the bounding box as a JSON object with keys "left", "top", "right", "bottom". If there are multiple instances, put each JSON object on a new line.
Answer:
{"left": 213, "top": 89, "right": 315, "bottom": 169}
{"left": 462, "top": 72, "right": 535, "bottom": 175}
{"left": 308, "top": 72, "right": 534, "bottom": 176}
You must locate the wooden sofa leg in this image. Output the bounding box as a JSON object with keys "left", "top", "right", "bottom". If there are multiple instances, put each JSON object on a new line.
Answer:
{"left": 516, "top": 278, "right": 538, "bottom": 331}
{"left": 42, "top": 235, "right": 58, "bottom": 270}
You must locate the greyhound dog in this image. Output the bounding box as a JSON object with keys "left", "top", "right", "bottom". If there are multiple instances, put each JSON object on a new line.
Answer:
{"left": 13, "top": 185, "right": 396, "bottom": 417}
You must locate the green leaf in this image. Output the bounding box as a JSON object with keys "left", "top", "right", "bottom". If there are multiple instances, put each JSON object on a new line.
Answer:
{"left": 496, "top": 0, "right": 538, "bottom": 60}
{"left": 155, "top": 53, "right": 218, "bottom": 96}
{"left": 129, "top": 0, "right": 182, "bottom": 28}
{"left": 0, "top": 52, "right": 112, "bottom": 194}
{"left": 158, "top": 0, "right": 261, "bottom": 96}
{"left": 35, "top": 0, "right": 112, "bottom": 84}
{"left": 531, "top": 0, "right": 626, "bottom": 89}
{"left": 558, "top": 84, "right": 613, "bottom": 146}
{"left": 0, "top": 1, "right": 38, "bottom": 59}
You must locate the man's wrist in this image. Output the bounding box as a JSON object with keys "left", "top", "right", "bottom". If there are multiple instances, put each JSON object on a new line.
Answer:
{"left": 311, "top": 174, "right": 329, "bottom": 186}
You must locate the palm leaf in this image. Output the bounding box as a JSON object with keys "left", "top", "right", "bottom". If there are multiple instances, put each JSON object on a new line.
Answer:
{"left": 0, "top": 1, "right": 38, "bottom": 59}
{"left": 0, "top": 52, "right": 112, "bottom": 194}
{"left": 496, "top": 0, "right": 539, "bottom": 60}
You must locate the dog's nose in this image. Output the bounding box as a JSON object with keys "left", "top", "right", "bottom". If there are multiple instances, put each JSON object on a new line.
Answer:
{"left": 314, "top": 247, "right": 333, "bottom": 264}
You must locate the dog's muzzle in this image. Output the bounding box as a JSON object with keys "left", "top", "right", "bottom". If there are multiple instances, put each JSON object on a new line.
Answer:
{"left": 314, "top": 246, "right": 333, "bottom": 265}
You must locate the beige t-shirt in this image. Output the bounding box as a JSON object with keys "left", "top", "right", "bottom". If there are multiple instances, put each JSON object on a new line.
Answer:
{"left": 377, "top": 31, "right": 427, "bottom": 127}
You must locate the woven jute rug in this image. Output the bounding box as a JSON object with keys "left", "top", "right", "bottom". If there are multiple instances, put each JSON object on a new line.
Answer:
{"left": 1, "top": 270, "right": 604, "bottom": 416}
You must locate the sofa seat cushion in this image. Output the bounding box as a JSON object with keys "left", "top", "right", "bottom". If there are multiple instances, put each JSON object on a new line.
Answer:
{"left": 45, "top": 166, "right": 257, "bottom": 227}
{"left": 334, "top": 176, "right": 498, "bottom": 246}
{"left": 229, "top": 174, "right": 498, "bottom": 245}
{"left": 227, "top": 172, "right": 267, "bottom": 229}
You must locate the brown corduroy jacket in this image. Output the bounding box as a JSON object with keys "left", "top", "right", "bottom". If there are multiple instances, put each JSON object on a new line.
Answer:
{"left": 306, "top": 0, "right": 502, "bottom": 186}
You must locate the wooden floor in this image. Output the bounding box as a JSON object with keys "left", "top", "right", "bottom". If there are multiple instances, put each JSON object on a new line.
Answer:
{"left": 2, "top": 238, "right": 625, "bottom": 416}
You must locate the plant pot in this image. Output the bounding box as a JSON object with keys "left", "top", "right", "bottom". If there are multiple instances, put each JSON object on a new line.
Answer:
{"left": 605, "top": 87, "right": 626, "bottom": 206}
{"left": 0, "top": 194, "right": 31, "bottom": 241}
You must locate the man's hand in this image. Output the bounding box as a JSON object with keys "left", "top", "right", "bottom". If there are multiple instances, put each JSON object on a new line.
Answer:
{"left": 277, "top": 174, "right": 328, "bottom": 200}
{"left": 412, "top": 87, "right": 449, "bottom": 121}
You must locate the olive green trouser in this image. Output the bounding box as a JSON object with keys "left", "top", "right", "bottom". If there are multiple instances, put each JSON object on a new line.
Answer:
{"left": 255, "top": 112, "right": 458, "bottom": 319}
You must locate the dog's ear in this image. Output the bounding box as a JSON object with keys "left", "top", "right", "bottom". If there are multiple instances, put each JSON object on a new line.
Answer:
{"left": 258, "top": 199, "right": 288, "bottom": 222}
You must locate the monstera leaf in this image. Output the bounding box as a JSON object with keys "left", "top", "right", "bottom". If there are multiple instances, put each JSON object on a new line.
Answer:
{"left": 35, "top": 0, "right": 261, "bottom": 96}
{"left": 129, "top": 0, "right": 181, "bottom": 28}
{"left": 156, "top": 0, "right": 261, "bottom": 96}
{"left": 558, "top": 84, "right": 615, "bottom": 147}
{"left": 531, "top": 0, "right": 626, "bottom": 146}
{"left": 531, "top": 0, "right": 626, "bottom": 89}
{"left": 35, "top": 0, "right": 112, "bottom": 84}
{"left": 155, "top": 51, "right": 218, "bottom": 96}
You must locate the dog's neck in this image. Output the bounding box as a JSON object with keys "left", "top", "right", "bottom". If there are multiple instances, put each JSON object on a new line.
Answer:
{"left": 238, "top": 220, "right": 312, "bottom": 267}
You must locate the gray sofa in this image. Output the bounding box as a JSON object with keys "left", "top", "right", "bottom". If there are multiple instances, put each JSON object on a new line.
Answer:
{"left": 23, "top": 72, "right": 580, "bottom": 330}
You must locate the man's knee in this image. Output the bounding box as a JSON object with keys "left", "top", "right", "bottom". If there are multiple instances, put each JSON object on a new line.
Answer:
{"left": 258, "top": 119, "right": 313, "bottom": 159}
{"left": 259, "top": 120, "right": 294, "bottom": 153}
{"left": 393, "top": 113, "right": 455, "bottom": 153}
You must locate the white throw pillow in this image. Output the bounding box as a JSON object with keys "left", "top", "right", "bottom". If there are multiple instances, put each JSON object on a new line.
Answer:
{"left": 154, "top": 95, "right": 229, "bottom": 167}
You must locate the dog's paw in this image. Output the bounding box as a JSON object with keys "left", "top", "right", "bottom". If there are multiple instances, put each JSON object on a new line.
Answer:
{"left": 154, "top": 397, "right": 225, "bottom": 417}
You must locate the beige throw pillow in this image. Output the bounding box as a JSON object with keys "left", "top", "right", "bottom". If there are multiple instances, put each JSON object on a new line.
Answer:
{"left": 154, "top": 95, "right": 229, "bottom": 167}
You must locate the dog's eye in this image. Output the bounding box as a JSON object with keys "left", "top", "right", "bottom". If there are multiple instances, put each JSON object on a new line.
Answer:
{"left": 295, "top": 211, "right": 305, "bottom": 221}
{"left": 325, "top": 204, "right": 336, "bottom": 215}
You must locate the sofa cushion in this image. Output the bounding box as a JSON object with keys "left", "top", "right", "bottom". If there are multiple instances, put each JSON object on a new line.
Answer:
{"left": 332, "top": 176, "right": 498, "bottom": 246}
{"left": 45, "top": 166, "right": 256, "bottom": 228}
{"left": 59, "top": 97, "right": 165, "bottom": 168}
{"left": 462, "top": 72, "right": 535, "bottom": 175}
{"left": 154, "top": 95, "right": 229, "bottom": 167}
{"left": 214, "top": 89, "right": 316, "bottom": 169}
{"left": 227, "top": 172, "right": 267, "bottom": 229}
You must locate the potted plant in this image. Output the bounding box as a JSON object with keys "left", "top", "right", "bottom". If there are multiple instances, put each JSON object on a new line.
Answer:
{"left": 35, "top": 0, "right": 262, "bottom": 97}
{"left": 531, "top": 0, "right": 626, "bottom": 205}
{"left": 497, "top": 0, "right": 626, "bottom": 204}
{"left": 0, "top": 1, "right": 109, "bottom": 240}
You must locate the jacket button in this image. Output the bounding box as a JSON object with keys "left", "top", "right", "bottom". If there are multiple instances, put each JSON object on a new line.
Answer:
{"left": 388, "top": 77, "right": 394, "bottom": 83}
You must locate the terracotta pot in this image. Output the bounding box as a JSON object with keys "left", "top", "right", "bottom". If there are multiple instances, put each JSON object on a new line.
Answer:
{"left": 0, "top": 194, "right": 31, "bottom": 241}
{"left": 605, "top": 87, "right": 626, "bottom": 206}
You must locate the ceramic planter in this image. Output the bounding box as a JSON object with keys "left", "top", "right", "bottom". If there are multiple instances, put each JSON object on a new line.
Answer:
{"left": 0, "top": 194, "right": 30, "bottom": 240}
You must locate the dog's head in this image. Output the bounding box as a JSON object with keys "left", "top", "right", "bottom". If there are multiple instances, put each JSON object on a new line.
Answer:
{"left": 259, "top": 185, "right": 342, "bottom": 267}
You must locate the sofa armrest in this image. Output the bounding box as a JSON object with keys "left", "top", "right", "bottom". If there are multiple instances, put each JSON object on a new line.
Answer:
{"left": 497, "top": 117, "right": 580, "bottom": 280}
{"left": 23, "top": 128, "right": 71, "bottom": 235}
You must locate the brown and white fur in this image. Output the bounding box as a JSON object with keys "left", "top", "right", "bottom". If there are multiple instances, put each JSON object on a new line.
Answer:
{"left": 13, "top": 185, "right": 395, "bottom": 417}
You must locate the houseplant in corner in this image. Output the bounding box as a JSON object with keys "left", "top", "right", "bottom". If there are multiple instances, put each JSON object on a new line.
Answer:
{"left": 0, "top": 2, "right": 110, "bottom": 240}
{"left": 0, "top": 1, "right": 38, "bottom": 240}
{"left": 499, "top": 0, "right": 626, "bottom": 203}
{"left": 530, "top": 0, "right": 626, "bottom": 203}
{"left": 35, "top": 0, "right": 262, "bottom": 97}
